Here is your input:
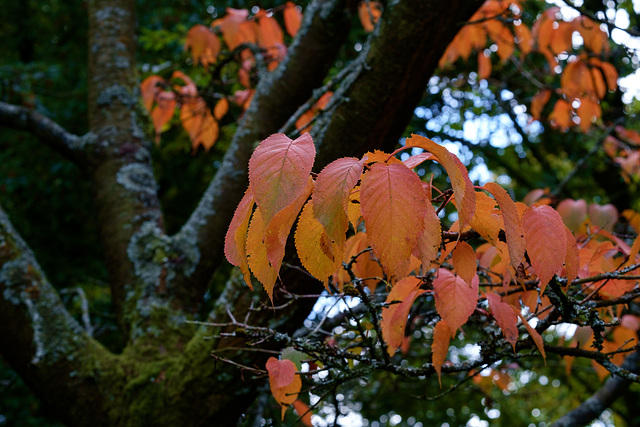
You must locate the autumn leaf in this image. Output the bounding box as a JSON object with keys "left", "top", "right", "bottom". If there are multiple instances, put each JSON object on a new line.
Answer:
{"left": 486, "top": 292, "right": 518, "bottom": 351}
{"left": 360, "top": 162, "right": 428, "bottom": 277}
{"left": 249, "top": 133, "right": 316, "bottom": 228}
{"left": 283, "top": 2, "right": 302, "bottom": 37}
{"left": 470, "top": 191, "right": 501, "bottom": 245}
{"left": 180, "top": 96, "right": 219, "bottom": 151}
{"left": 185, "top": 24, "right": 221, "bottom": 68}
{"left": 292, "top": 400, "right": 313, "bottom": 426}
{"left": 433, "top": 269, "right": 479, "bottom": 334}
{"left": 432, "top": 320, "right": 452, "bottom": 387}
{"left": 140, "top": 75, "right": 165, "bottom": 112}
{"left": 477, "top": 51, "right": 492, "bottom": 80}
{"left": 266, "top": 357, "right": 301, "bottom": 420}
{"left": 523, "top": 204, "right": 566, "bottom": 293}
{"left": 556, "top": 198, "right": 587, "bottom": 232}
{"left": 335, "top": 232, "right": 384, "bottom": 292}
{"left": 452, "top": 241, "right": 476, "bottom": 287}
{"left": 483, "top": 182, "right": 526, "bottom": 270}
{"left": 530, "top": 89, "right": 551, "bottom": 120}
{"left": 151, "top": 91, "right": 177, "bottom": 141}
{"left": 311, "top": 157, "right": 364, "bottom": 259}
{"left": 246, "top": 208, "right": 278, "bottom": 299}
{"left": 402, "top": 152, "right": 434, "bottom": 169}
{"left": 517, "top": 313, "right": 546, "bottom": 362}
{"left": 212, "top": 8, "right": 251, "bottom": 50}
{"left": 358, "top": 1, "right": 382, "bottom": 32}
{"left": 563, "top": 227, "right": 580, "bottom": 285}
{"left": 224, "top": 187, "right": 255, "bottom": 288}
{"left": 405, "top": 135, "right": 476, "bottom": 229}
{"left": 414, "top": 202, "right": 442, "bottom": 269}
{"left": 381, "top": 276, "right": 425, "bottom": 355}
{"left": 295, "top": 201, "right": 339, "bottom": 289}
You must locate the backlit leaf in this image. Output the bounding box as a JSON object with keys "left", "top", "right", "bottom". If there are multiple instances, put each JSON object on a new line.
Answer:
{"left": 266, "top": 357, "right": 301, "bottom": 420}
{"left": 483, "top": 183, "right": 525, "bottom": 269}
{"left": 249, "top": 133, "right": 316, "bottom": 227}
{"left": 295, "top": 201, "right": 339, "bottom": 289}
{"left": 360, "top": 162, "right": 427, "bottom": 277}
{"left": 433, "top": 269, "right": 479, "bottom": 333}
{"left": 185, "top": 24, "right": 221, "bottom": 67}
{"left": 432, "top": 320, "right": 452, "bottom": 387}
{"left": 381, "top": 276, "right": 425, "bottom": 355}
{"left": 452, "top": 241, "right": 476, "bottom": 287}
{"left": 405, "top": 135, "right": 476, "bottom": 229}
{"left": 518, "top": 313, "right": 546, "bottom": 361}
{"left": 486, "top": 292, "right": 518, "bottom": 351}
{"left": 283, "top": 2, "right": 302, "bottom": 37}
{"left": 312, "top": 157, "right": 364, "bottom": 256}
{"left": 224, "top": 187, "right": 255, "bottom": 288}
{"left": 415, "top": 202, "right": 442, "bottom": 269}
{"left": 522, "top": 205, "right": 566, "bottom": 293}
{"left": 246, "top": 208, "right": 278, "bottom": 299}
{"left": 180, "top": 96, "right": 219, "bottom": 151}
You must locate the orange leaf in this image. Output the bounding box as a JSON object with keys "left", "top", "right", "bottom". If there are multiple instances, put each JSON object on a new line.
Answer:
{"left": 295, "top": 201, "right": 339, "bottom": 289}
{"left": 415, "top": 202, "right": 442, "bottom": 269}
{"left": 185, "top": 24, "right": 221, "bottom": 68}
{"left": 180, "top": 96, "right": 219, "bottom": 151}
{"left": 246, "top": 208, "right": 278, "bottom": 298}
{"left": 292, "top": 400, "right": 313, "bottom": 426}
{"left": 266, "top": 357, "right": 301, "bottom": 420}
{"left": 312, "top": 157, "right": 364, "bottom": 256}
{"left": 563, "top": 226, "right": 580, "bottom": 285}
{"left": 336, "top": 232, "right": 384, "bottom": 292}
{"left": 522, "top": 205, "right": 567, "bottom": 293}
{"left": 549, "top": 99, "right": 572, "bottom": 131}
{"left": 432, "top": 320, "right": 452, "bottom": 387}
{"left": 249, "top": 133, "right": 316, "bottom": 228}
{"left": 452, "top": 241, "right": 476, "bottom": 287}
{"left": 283, "top": 2, "right": 302, "bottom": 37}
{"left": 212, "top": 8, "right": 250, "bottom": 50}
{"left": 483, "top": 182, "right": 526, "bottom": 269}
{"left": 214, "top": 98, "right": 229, "bottom": 120}
{"left": 381, "top": 276, "right": 425, "bottom": 355}
{"left": 477, "top": 51, "right": 492, "bottom": 80}
{"left": 433, "top": 269, "right": 479, "bottom": 333}
{"left": 140, "top": 75, "right": 165, "bottom": 112}
{"left": 403, "top": 152, "right": 434, "bottom": 169}
{"left": 224, "top": 187, "right": 255, "bottom": 288}
{"left": 358, "top": 1, "right": 382, "bottom": 32}
{"left": 405, "top": 135, "right": 476, "bottom": 229}
{"left": 517, "top": 313, "right": 546, "bottom": 362}
{"left": 151, "top": 91, "right": 176, "bottom": 139}
{"left": 577, "top": 97, "right": 601, "bottom": 132}
{"left": 360, "top": 162, "right": 428, "bottom": 277}
{"left": 486, "top": 292, "right": 519, "bottom": 351}
{"left": 530, "top": 89, "right": 551, "bottom": 120}
{"left": 470, "top": 191, "right": 501, "bottom": 245}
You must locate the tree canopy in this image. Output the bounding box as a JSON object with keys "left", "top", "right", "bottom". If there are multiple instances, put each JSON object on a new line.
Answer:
{"left": 1, "top": 0, "right": 640, "bottom": 426}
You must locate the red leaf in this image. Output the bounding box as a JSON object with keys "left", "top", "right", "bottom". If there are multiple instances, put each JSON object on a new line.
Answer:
{"left": 283, "top": 2, "right": 302, "bottom": 37}
{"left": 517, "top": 313, "right": 546, "bottom": 362}
{"left": 140, "top": 75, "right": 165, "bottom": 112}
{"left": 360, "top": 163, "right": 428, "bottom": 277}
{"left": 266, "top": 357, "right": 301, "bottom": 420}
{"left": 249, "top": 133, "right": 316, "bottom": 228}
{"left": 432, "top": 320, "right": 452, "bottom": 387}
{"left": 556, "top": 198, "right": 587, "bottom": 232}
{"left": 452, "top": 241, "right": 476, "bottom": 287}
{"left": 405, "top": 135, "right": 476, "bottom": 230}
{"left": 483, "top": 183, "right": 526, "bottom": 269}
{"left": 522, "top": 205, "right": 567, "bottom": 293}
{"left": 381, "top": 276, "right": 425, "bottom": 355}
{"left": 486, "top": 292, "right": 519, "bottom": 351}
{"left": 403, "top": 152, "right": 434, "bottom": 169}
{"left": 224, "top": 187, "right": 255, "bottom": 288}
{"left": 312, "top": 157, "right": 364, "bottom": 259}
{"left": 433, "top": 269, "right": 479, "bottom": 333}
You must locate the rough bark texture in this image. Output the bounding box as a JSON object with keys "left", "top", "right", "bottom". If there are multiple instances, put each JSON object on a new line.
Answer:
{"left": 5, "top": 0, "right": 603, "bottom": 425}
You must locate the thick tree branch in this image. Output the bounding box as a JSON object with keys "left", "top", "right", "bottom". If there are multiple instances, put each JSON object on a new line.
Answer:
{"left": 0, "top": 205, "right": 119, "bottom": 426}
{"left": 0, "top": 101, "right": 94, "bottom": 167}
{"left": 174, "top": 0, "right": 354, "bottom": 299}
{"left": 312, "top": 0, "right": 485, "bottom": 168}
{"left": 552, "top": 351, "right": 640, "bottom": 427}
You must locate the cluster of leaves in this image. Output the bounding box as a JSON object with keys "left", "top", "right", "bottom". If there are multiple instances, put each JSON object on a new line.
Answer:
{"left": 224, "top": 131, "right": 640, "bottom": 419}
{"left": 440, "top": 0, "right": 618, "bottom": 133}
